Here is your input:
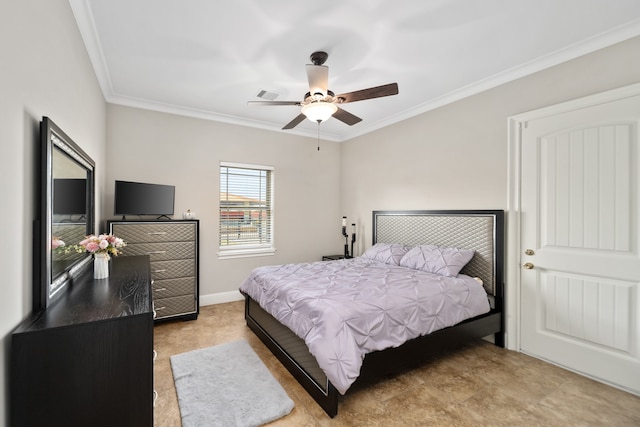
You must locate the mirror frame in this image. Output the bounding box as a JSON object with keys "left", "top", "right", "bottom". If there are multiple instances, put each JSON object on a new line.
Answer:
{"left": 37, "top": 117, "right": 95, "bottom": 311}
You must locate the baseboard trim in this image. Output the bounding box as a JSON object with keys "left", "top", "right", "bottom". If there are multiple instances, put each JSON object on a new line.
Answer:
{"left": 199, "top": 290, "right": 244, "bottom": 307}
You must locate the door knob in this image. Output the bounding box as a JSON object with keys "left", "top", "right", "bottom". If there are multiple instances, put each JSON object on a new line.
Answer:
{"left": 523, "top": 262, "right": 534, "bottom": 269}
{"left": 524, "top": 249, "right": 535, "bottom": 256}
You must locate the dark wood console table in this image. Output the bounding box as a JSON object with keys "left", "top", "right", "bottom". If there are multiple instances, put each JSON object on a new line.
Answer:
{"left": 11, "top": 255, "right": 153, "bottom": 427}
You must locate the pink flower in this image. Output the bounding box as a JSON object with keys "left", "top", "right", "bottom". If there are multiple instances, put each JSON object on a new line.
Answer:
{"left": 85, "top": 241, "right": 100, "bottom": 252}
{"left": 77, "top": 233, "right": 126, "bottom": 255}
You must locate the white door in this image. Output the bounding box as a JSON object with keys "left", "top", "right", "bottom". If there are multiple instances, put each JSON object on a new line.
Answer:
{"left": 519, "top": 91, "right": 640, "bottom": 394}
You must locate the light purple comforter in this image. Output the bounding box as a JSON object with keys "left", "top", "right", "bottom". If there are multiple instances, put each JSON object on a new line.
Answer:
{"left": 239, "top": 257, "right": 490, "bottom": 394}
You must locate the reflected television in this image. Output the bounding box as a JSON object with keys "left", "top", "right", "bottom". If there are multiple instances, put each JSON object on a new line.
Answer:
{"left": 53, "top": 178, "right": 87, "bottom": 215}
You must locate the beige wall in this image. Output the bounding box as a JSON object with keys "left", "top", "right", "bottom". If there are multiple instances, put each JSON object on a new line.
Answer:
{"left": 0, "top": 0, "right": 106, "bottom": 424}
{"left": 341, "top": 35, "right": 640, "bottom": 255}
{"left": 105, "top": 105, "right": 342, "bottom": 300}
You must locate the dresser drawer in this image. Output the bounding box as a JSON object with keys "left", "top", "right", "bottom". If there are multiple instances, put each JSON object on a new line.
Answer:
{"left": 150, "top": 259, "right": 195, "bottom": 280}
{"left": 154, "top": 295, "right": 196, "bottom": 319}
{"left": 152, "top": 277, "right": 195, "bottom": 299}
{"left": 122, "top": 241, "right": 195, "bottom": 261}
{"left": 109, "top": 220, "right": 199, "bottom": 322}
{"left": 112, "top": 222, "right": 196, "bottom": 244}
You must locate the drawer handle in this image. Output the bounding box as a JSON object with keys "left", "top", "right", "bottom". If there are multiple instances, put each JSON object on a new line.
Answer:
{"left": 153, "top": 350, "right": 157, "bottom": 362}
{"left": 153, "top": 269, "right": 167, "bottom": 273}
{"left": 153, "top": 390, "right": 158, "bottom": 407}
{"left": 152, "top": 309, "right": 157, "bottom": 319}
{"left": 155, "top": 306, "right": 166, "bottom": 311}
{"left": 147, "top": 250, "right": 167, "bottom": 255}
{"left": 148, "top": 232, "right": 168, "bottom": 235}
{"left": 155, "top": 287, "right": 167, "bottom": 292}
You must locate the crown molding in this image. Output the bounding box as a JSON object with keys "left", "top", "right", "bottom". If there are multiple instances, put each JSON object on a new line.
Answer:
{"left": 69, "top": 1, "right": 640, "bottom": 143}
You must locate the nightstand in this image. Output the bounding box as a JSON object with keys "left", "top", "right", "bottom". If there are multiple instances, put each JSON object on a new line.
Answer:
{"left": 322, "top": 254, "right": 348, "bottom": 261}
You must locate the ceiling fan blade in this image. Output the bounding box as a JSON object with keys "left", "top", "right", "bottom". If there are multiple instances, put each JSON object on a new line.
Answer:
{"left": 282, "top": 113, "right": 306, "bottom": 130}
{"left": 306, "top": 64, "right": 328, "bottom": 96}
{"left": 247, "top": 101, "right": 301, "bottom": 106}
{"left": 336, "top": 83, "right": 398, "bottom": 104}
{"left": 333, "top": 107, "right": 362, "bottom": 126}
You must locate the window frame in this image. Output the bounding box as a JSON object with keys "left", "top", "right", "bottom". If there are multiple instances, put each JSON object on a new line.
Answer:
{"left": 218, "top": 161, "right": 275, "bottom": 259}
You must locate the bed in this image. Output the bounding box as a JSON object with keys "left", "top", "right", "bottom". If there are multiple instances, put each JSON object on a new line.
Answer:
{"left": 240, "top": 210, "right": 504, "bottom": 417}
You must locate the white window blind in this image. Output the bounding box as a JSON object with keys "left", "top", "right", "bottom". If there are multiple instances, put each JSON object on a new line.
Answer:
{"left": 219, "top": 162, "right": 273, "bottom": 253}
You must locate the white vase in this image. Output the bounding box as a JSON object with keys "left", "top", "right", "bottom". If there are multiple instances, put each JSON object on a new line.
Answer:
{"left": 94, "top": 253, "right": 110, "bottom": 279}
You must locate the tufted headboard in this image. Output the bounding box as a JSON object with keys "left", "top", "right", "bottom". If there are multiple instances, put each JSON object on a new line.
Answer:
{"left": 372, "top": 210, "right": 504, "bottom": 298}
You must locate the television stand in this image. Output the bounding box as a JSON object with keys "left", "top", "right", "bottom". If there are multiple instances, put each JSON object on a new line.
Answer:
{"left": 108, "top": 219, "right": 199, "bottom": 322}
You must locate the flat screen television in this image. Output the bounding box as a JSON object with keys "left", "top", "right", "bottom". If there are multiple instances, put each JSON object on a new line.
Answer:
{"left": 114, "top": 180, "right": 175, "bottom": 218}
{"left": 53, "top": 178, "right": 87, "bottom": 215}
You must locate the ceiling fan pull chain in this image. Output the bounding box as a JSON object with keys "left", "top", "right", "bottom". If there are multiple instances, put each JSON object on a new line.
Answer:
{"left": 317, "top": 120, "right": 321, "bottom": 151}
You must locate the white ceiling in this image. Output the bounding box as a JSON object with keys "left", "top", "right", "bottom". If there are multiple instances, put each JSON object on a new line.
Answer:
{"left": 70, "top": 0, "right": 640, "bottom": 142}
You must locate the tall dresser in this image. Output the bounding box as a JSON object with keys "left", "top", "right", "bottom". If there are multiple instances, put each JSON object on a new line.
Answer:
{"left": 11, "top": 256, "right": 154, "bottom": 427}
{"left": 109, "top": 220, "right": 199, "bottom": 321}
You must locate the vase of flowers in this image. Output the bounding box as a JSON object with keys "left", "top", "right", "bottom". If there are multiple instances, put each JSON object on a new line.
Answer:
{"left": 77, "top": 234, "right": 126, "bottom": 279}
{"left": 93, "top": 252, "right": 110, "bottom": 279}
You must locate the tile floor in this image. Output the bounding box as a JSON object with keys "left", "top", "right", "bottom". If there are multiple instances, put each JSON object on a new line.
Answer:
{"left": 153, "top": 301, "right": 640, "bottom": 426}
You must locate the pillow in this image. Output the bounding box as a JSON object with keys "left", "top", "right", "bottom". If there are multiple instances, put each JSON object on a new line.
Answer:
{"left": 361, "top": 243, "right": 411, "bottom": 265}
{"left": 399, "top": 245, "right": 475, "bottom": 277}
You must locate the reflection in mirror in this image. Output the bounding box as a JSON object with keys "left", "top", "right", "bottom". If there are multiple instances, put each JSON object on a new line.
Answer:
{"left": 38, "top": 117, "right": 95, "bottom": 311}
{"left": 51, "top": 146, "right": 89, "bottom": 280}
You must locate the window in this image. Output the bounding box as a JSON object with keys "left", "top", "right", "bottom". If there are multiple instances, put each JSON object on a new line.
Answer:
{"left": 219, "top": 162, "right": 274, "bottom": 258}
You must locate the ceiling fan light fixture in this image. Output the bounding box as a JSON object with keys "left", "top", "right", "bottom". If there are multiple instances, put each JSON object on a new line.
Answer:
{"left": 301, "top": 101, "right": 337, "bottom": 123}
{"left": 248, "top": 51, "right": 398, "bottom": 130}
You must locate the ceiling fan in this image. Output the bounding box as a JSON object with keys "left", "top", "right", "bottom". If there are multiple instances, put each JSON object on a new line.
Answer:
{"left": 248, "top": 51, "right": 399, "bottom": 130}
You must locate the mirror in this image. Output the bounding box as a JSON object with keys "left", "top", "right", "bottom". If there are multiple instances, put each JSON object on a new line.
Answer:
{"left": 37, "top": 117, "right": 95, "bottom": 311}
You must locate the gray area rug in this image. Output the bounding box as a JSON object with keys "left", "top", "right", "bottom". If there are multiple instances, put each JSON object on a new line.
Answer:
{"left": 170, "top": 340, "right": 294, "bottom": 427}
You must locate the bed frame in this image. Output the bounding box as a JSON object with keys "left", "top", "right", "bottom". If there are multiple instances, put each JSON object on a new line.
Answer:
{"left": 243, "top": 210, "right": 504, "bottom": 417}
